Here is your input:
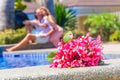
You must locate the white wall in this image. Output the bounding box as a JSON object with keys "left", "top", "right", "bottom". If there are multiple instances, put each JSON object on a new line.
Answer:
{"left": 68, "top": 7, "right": 120, "bottom": 18}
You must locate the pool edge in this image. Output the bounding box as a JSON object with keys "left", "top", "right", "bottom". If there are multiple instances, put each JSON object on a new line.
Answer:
{"left": 0, "top": 59, "right": 120, "bottom": 80}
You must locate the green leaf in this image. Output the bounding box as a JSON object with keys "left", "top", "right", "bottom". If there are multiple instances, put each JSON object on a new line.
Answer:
{"left": 46, "top": 52, "right": 56, "bottom": 63}
{"left": 63, "top": 31, "right": 73, "bottom": 43}
{"left": 98, "top": 60, "right": 104, "bottom": 65}
{"left": 55, "top": 3, "right": 76, "bottom": 29}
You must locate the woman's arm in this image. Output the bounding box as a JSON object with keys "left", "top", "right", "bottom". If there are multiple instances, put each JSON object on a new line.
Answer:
{"left": 24, "top": 19, "right": 47, "bottom": 28}
{"left": 46, "top": 29, "right": 54, "bottom": 36}
{"left": 47, "top": 15, "right": 57, "bottom": 27}
{"left": 40, "top": 29, "right": 54, "bottom": 38}
{"left": 30, "top": 20, "right": 47, "bottom": 28}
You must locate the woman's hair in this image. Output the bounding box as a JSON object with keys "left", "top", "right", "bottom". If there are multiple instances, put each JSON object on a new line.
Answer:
{"left": 40, "top": 6, "right": 51, "bottom": 16}
{"left": 34, "top": 8, "right": 38, "bottom": 19}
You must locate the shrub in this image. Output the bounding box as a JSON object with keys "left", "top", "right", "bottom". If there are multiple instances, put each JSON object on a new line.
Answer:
{"left": 84, "top": 13, "right": 120, "bottom": 41}
{"left": 14, "top": 0, "right": 27, "bottom": 11}
{"left": 0, "top": 28, "right": 26, "bottom": 44}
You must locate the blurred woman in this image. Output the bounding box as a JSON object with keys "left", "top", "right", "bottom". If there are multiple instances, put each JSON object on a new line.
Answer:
{"left": 40, "top": 7, "right": 63, "bottom": 47}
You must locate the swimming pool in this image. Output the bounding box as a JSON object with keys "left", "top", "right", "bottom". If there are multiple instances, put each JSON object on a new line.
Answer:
{"left": 1, "top": 51, "right": 120, "bottom": 70}
{"left": 0, "top": 52, "right": 50, "bottom": 70}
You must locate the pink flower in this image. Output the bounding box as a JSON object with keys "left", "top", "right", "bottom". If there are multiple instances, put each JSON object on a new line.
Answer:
{"left": 71, "top": 60, "right": 82, "bottom": 67}
{"left": 50, "top": 34, "right": 103, "bottom": 68}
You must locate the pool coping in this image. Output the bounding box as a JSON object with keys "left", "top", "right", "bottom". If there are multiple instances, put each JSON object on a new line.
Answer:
{"left": 0, "top": 59, "right": 119, "bottom": 80}
{"left": 0, "top": 42, "right": 55, "bottom": 51}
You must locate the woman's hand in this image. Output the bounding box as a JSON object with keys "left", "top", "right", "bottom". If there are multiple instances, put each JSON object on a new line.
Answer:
{"left": 30, "top": 20, "right": 39, "bottom": 25}
{"left": 23, "top": 20, "right": 31, "bottom": 26}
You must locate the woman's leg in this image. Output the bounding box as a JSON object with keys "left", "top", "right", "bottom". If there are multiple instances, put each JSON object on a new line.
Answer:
{"left": 49, "top": 30, "right": 63, "bottom": 47}
{"left": 25, "top": 24, "right": 33, "bottom": 34}
{"left": 25, "top": 24, "right": 34, "bottom": 44}
{"left": 6, "top": 33, "right": 36, "bottom": 51}
{"left": 24, "top": 20, "right": 33, "bottom": 33}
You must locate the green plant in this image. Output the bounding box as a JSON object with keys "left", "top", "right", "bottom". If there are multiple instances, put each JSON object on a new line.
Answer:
{"left": 84, "top": 13, "right": 120, "bottom": 41}
{"left": 14, "top": 0, "right": 27, "bottom": 10}
{"left": 55, "top": 3, "right": 76, "bottom": 30}
{"left": 109, "top": 30, "right": 120, "bottom": 41}
{"left": 46, "top": 52, "right": 56, "bottom": 63}
{"left": 0, "top": 28, "right": 26, "bottom": 44}
{"left": 24, "top": 0, "right": 31, "bottom": 2}
{"left": 63, "top": 31, "right": 73, "bottom": 43}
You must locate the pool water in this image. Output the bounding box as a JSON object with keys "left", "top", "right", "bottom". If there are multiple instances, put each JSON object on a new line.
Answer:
{"left": 0, "top": 53, "right": 50, "bottom": 70}
{"left": 103, "top": 54, "right": 120, "bottom": 60}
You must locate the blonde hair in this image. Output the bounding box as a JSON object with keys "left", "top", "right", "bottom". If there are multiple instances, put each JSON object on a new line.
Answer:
{"left": 40, "top": 6, "right": 51, "bottom": 16}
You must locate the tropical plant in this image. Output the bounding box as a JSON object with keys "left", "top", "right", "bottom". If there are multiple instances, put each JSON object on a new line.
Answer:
{"left": 84, "top": 13, "right": 120, "bottom": 41}
{"left": 55, "top": 3, "right": 76, "bottom": 30}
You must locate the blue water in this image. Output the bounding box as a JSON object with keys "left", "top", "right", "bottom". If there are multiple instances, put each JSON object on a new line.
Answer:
{"left": 0, "top": 53, "right": 50, "bottom": 70}
{"left": 0, "top": 52, "right": 120, "bottom": 70}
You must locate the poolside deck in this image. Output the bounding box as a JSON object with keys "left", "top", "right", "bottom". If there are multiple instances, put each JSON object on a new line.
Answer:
{"left": 3, "top": 43, "right": 120, "bottom": 54}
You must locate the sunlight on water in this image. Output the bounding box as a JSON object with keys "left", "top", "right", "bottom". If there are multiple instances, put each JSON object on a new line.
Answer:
{"left": 0, "top": 53, "right": 50, "bottom": 70}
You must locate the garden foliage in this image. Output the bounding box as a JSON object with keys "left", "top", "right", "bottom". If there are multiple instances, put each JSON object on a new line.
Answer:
{"left": 0, "top": 28, "right": 26, "bottom": 44}
{"left": 55, "top": 3, "right": 76, "bottom": 30}
{"left": 14, "top": 0, "right": 27, "bottom": 10}
{"left": 84, "top": 13, "right": 120, "bottom": 41}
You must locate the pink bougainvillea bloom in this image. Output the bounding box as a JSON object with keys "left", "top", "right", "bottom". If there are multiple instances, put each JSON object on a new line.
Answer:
{"left": 50, "top": 34, "right": 103, "bottom": 68}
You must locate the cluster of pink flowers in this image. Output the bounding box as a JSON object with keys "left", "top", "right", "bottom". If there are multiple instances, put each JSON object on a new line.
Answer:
{"left": 50, "top": 34, "right": 103, "bottom": 68}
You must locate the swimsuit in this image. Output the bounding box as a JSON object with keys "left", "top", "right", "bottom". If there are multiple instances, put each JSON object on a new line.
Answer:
{"left": 32, "top": 17, "right": 53, "bottom": 43}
